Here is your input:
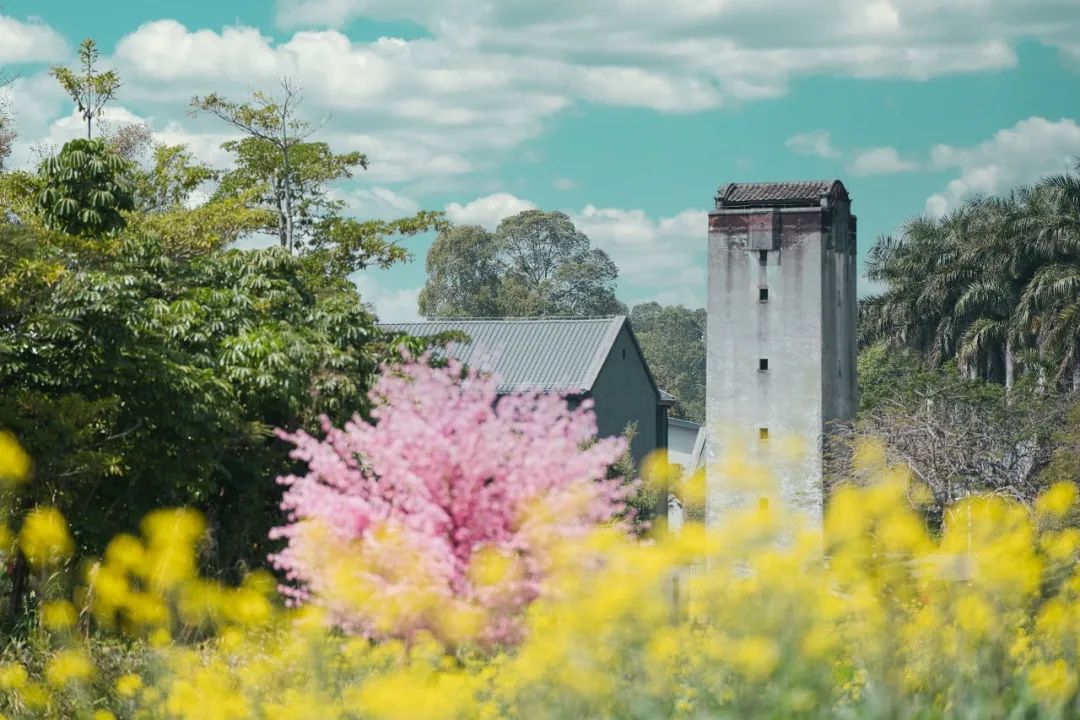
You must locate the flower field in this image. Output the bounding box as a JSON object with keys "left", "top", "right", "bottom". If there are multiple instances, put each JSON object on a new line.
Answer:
{"left": 1, "top": 364, "right": 1080, "bottom": 718}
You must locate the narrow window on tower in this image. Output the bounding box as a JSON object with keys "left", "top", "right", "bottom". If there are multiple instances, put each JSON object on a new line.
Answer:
{"left": 759, "top": 358, "right": 769, "bottom": 372}
{"left": 759, "top": 287, "right": 769, "bottom": 302}
{"left": 759, "top": 250, "right": 768, "bottom": 265}
{"left": 758, "top": 427, "right": 769, "bottom": 442}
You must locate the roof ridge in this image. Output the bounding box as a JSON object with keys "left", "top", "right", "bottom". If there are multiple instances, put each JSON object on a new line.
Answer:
{"left": 406, "top": 315, "right": 625, "bottom": 322}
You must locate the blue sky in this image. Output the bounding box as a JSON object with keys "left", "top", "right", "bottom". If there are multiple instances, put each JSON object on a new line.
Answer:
{"left": 2, "top": 1, "right": 1080, "bottom": 319}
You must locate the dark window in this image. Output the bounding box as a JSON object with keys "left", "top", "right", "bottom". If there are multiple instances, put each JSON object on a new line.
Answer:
{"left": 759, "top": 287, "right": 769, "bottom": 302}
{"left": 759, "top": 358, "right": 769, "bottom": 371}
{"left": 758, "top": 427, "right": 769, "bottom": 441}
{"left": 759, "top": 250, "right": 768, "bottom": 265}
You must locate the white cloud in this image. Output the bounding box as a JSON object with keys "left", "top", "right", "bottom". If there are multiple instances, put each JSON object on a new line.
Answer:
{"left": 849, "top": 146, "right": 918, "bottom": 176}
{"left": 925, "top": 116, "right": 1080, "bottom": 215}
{"left": 553, "top": 177, "right": 577, "bottom": 191}
{"left": 274, "top": 0, "right": 1080, "bottom": 108}
{"left": 0, "top": 15, "right": 67, "bottom": 63}
{"left": 445, "top": 193, "right": 537, "bottom": 228}
{"left": 335, "top": 186, "right": 420, "bottom": 219}
{"left": 786, "top": 131, "right": 838, "bottom": 159}
{"left": 353, "top": 273, "right": 421, "bottom": 321}
{"left": 571, "top": 206, "right": 707, "bottom": 300}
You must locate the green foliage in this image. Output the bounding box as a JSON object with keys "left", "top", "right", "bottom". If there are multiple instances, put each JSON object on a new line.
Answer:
{"left": 193, "top": 82, "right": 444, "bottom": 274}
{"left": 132, "top": 144, "right": 218, "bottom": 212}
{"left": 629, "top": 302, "right": 706, "bottom": 422}
{"left": 213, "top": 136, "right": 366, "bottom": 249}
{"left": 0, "top": 222, "right": 386, "bottom": 572}
{"left": 418, "top": 211, "right": 625, "bottom": 318}
{"left": 49, "top": 38, "right": 121, "bottom": 140}
{"left": 862, "top": 165, "right": 1080, "bottom": 389}
{"left": 35, "top": 139, "right": 134, "bottom": 237}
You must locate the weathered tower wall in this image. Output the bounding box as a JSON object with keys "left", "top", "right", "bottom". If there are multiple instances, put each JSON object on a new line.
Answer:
{"left": 705, "top": 182, "right": 856, "bottom": 526}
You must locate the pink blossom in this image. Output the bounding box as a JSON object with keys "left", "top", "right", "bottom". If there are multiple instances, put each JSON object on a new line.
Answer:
{"left": 269, "top": 357, "right": 628, "bottom": 646}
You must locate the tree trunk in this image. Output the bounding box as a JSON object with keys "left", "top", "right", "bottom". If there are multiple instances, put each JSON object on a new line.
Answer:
{"left": 1072, "top": 363, "right": 1080, "bottom": 393}
{"left": 282, "top": 144, "right": 295, "bottom": 254}
{"left": 274, "top": 173, "right": 287, "bottom": 249}
{"left": 6, "top": 553, "right": 28, "bottom": 623}
{"left": 1005, "top": 338, "right": 1015, "bottom": 391}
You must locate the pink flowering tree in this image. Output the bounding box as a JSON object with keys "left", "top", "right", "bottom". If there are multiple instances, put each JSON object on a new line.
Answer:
{"left": 270, "top": 357, "right": 629, "bottom": 646}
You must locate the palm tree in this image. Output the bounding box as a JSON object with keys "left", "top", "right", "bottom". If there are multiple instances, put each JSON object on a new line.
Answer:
{"left": 1018, "top": 167, "right": 1080, "bottom": 389}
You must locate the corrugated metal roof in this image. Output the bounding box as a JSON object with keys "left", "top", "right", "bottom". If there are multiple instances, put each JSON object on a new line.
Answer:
{"left": 715, "top": 180, "right": 847, "bottom": 207}
{"left": 380, "top": 317, "right": 626, "bottom": 394}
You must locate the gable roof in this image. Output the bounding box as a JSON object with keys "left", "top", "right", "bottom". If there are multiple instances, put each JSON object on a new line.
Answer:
{"left": 715, "top": 180, "right": 848, "bottom": 208}
{"left": 380, "top": 316, "right": 630, "bottom": 394}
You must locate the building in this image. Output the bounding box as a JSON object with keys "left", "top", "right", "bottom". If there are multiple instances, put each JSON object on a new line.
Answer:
{"left": 705, "top": 180, "right": 857, "bottom": 525}
{"left": 667, "top": 417, "right": 704, "bottom": 475}
{"left": 379, "top": 316, "right": 673, "bottom": 468}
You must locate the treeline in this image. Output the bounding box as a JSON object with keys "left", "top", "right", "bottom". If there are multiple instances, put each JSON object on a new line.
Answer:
{"left": 850, "top": 164, "right": 1080, "bottom": 514}
{"left": 861, "top": 166, "right": 1080, "bottom": 390}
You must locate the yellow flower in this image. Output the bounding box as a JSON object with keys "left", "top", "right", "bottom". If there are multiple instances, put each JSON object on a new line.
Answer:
{"left": 93, "top": 711, "right": 117, "bottom": 720}
{"left": 0, "top": 663, "right": 28, "bottom": 690}
{"left": 41, "top": 600, "right": 77, "bottom": 631}
{"left": 1028, "top": 659, "right": 1078, "bottom": 706}
{"left": 140, "top": 508, "right": 206, "bottom": 549}
{"left": 45, "top": 649, "right": 93, "bottom": 687}
{"left": 149, "top": 627, "right": 172, "bottom": 648}
{"left": 0, "top": 431, "right": 31, "bottom": 484}
{"left": 115, "top": 673, "right": 142, "bottom": 697}
{"left": 19, "top": 507, "right": 73, "bottom": 568}
{"left": 1036, "top": 482, "right": 1077, "bottom": 520}
{"left": 20, "top": 683, "right": 48, "bottom": 710}
{"left": 728, "top": 636, "right": 780, "bottom": 680}
{"left": 955, "top": 594, "right": 993, "bottom": 639}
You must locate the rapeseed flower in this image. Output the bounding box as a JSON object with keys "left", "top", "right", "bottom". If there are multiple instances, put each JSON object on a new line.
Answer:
{"left": 19, "top": 506, "right": 73, "bottom": 568}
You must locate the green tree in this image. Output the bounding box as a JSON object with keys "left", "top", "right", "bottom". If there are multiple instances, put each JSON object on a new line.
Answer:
{"left": 34, "top": 138, "right": 134, "bottom": 236}
{"left": 0, "top": 222, "right": 388, "bottom": 576}
{"left": 50, "top": 38, "right": 121, "bottom": 139}
{"left": 417, "top": 224, "right": 502, "bottom": 317}
{"left": 192, "top": 79, "right": 363, "bottom": 254}
{"left": 418, "top": 210, "right": 625, "bottom": 318}
{"left": 0, "top": 73, "right": 14, "bottom": 171}
{"left": 193, "top": 80, "right": 444, "bottom": 275}
{"left": 860, "top": 165, "right": 1080, "bottom": 390}
{"left": 629, "top": 302, "right": 706, "bottom": 423}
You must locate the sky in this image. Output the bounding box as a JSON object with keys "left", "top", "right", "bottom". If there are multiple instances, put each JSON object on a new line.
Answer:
{"left": 2, "top": 1, "right": 1080, "bottom": 321}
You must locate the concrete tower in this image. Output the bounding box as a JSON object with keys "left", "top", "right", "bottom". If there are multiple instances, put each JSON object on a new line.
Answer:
{"left": 705, "top": 180, "right": 857, "bottom": 525}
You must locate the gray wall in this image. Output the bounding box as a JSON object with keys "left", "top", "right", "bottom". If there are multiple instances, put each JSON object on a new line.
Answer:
{"left": 705, "top": 197, "right": 856, "bottom": 525}
{"left": 591, "top": 325, "right": 663, "bottom": 467}
{"left": 668, "top": 419, "right": 701, "bottom": 470}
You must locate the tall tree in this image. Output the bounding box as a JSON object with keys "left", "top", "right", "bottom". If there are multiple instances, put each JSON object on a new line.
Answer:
{"left": 0, "top": 72, "right": 15, "bottom": 171}
{"left": 629, "top": 303, "right": 706, "bottom": 423}
{"left": 194, "top": 79, "right": 443, "bottom": 275}
{"left": 50, "top": 38, "right": 121, "bottom": 139}
{"left": 417, "top": 224, "right": 503, "bottom": 317}
{"left": 419, "top": 210, "right": 625, "bottom": 318}
{"left": 193, "top": 79, "right": 361, "bottom": 254}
